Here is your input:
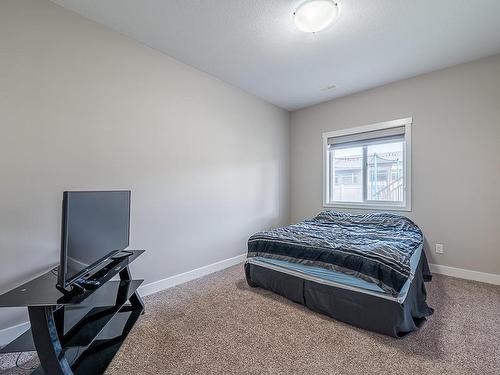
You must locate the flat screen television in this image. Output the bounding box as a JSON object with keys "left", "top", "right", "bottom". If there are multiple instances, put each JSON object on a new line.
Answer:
{"left": 57, "top": 190, "right": 131, "bottom": 290}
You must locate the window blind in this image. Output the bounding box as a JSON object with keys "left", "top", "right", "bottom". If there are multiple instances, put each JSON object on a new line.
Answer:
{"left": 327, "top": 126, "right": 405, "bottom": 146}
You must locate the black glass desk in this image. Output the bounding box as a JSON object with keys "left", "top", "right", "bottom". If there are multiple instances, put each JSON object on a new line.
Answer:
{"left": 0, "top": 250, "right": 145, "bottom": 375}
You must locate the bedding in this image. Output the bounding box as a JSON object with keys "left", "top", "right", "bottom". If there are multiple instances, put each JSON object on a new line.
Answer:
{"left": 246, "top": 242, "right": 422, "bottom": 303}
{"left": 247, "top": 211, "right": 423, "bottom": 296}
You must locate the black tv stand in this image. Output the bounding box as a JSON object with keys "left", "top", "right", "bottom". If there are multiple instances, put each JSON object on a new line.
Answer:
{"left": 56, "top": 282, "right": 86, "bottom": 296}
{"left": 111, "top": 250, "right": 134, "bottom": 259}
{"left": 76, "top": 279, "right": 101, "bottom": 288}
{"left": 0, "top": 250, "right": 145, "bottom": 375}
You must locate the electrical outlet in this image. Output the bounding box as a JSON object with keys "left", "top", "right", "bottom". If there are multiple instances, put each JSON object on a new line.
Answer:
{"left": 435, "top": 243, "right": 444, "bottom": 254}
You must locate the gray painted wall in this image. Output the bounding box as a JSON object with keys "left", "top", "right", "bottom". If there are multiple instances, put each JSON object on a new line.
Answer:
{"left": 0, "top": 0, "right": 289, "bottom": 330}
{"left": 290, "top": 54, "right": 500, "bottom": 276}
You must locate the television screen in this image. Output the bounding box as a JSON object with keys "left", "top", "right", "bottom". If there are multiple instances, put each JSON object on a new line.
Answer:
{"left": 59, "top": 190, "right": 131, "bottom": 288}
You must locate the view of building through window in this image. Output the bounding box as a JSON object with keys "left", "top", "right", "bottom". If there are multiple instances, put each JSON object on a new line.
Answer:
{"left": 367, "top": 142, "right": 404, "bottom": 201}
{"left": 331, "top": 141, "right": 404, "bottom": 203}
{"left": 332, "top": 146, "right": 363, "bottom": 202}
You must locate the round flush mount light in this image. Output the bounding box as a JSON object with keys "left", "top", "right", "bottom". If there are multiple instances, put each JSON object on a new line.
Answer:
{"left": 293, "top": 0, "right": 339, "bottom": 33}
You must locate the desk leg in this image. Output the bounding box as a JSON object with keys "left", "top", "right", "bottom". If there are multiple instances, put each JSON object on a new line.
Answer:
{"left": 28, "top": 306, "right": 73, "bottom": 375}
{"left": 119, "top": 266, "right": 145, "bottom": 313}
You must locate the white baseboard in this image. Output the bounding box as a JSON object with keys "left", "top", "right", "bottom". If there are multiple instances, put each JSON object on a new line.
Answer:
{"left": 138, "top": 253, "right": 246, "bottom": 297}
{"left": 0, "top": 253, "right": 246, "bottom": 349}
{"left": 430, "top": 264, "right": 500, "bottom": 285}
{"left": 0, "top": 321, "right": 30, "bottom": 348}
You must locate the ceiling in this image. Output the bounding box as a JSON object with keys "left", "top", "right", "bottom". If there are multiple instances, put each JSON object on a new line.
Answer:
{"left": 51, "top": 0, "right": 500, "bottom": 111}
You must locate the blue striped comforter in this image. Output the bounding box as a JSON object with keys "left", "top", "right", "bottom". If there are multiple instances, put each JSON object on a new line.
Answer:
{"left": 247, "top": 211, "right": 423, "bottom": 295}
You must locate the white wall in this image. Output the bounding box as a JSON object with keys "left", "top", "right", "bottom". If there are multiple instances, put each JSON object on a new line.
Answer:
{"left": 290, "top": 54, "right": 500, "bottom": 276}
{"left": 0, "top": 0, "right": 289, "bottom": 331}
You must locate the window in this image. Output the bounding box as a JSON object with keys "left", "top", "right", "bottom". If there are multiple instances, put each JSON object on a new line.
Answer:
{"left": 323, "top": 117, "right": 412, "bottom": 211}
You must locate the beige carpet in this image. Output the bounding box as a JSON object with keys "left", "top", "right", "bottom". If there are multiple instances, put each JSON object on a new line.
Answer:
{"left": 1, "top": 265, "right": 499, "bottom": 374}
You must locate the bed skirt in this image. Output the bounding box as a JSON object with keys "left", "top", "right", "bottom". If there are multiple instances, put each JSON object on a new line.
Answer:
{"left": 244, "top": 252, "right": 434, "bottom": 338}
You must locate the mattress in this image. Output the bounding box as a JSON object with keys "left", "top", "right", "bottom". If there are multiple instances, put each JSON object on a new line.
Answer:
{"left": 246, "top": 244, "right": 422, "bottom": 304}
{"left": 245, "top": 251, "right": 434, "bottom": 337}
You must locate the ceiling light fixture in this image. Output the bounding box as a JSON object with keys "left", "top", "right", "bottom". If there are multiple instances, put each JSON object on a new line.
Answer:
{"left": 293, "top": 0, "right": 339, "bottom": 33}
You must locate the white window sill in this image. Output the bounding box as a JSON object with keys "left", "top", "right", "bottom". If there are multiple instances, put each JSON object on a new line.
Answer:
{"left": 323, "top": 202, "right": 411, "bottom": 212}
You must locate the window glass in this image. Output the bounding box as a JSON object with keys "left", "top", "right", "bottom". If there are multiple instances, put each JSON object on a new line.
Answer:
{"left": 328, "top": 139, "right": 405, "bottom": 206}
{"left": 331, "top": 146, "right": 363, "bottom": 202}
{"left": 367, "top": 141, "right": 404, "bottom": 202}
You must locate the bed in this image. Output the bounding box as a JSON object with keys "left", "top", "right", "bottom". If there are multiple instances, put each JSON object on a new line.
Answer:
{"left": 244, "top": 211, "right": 433, "bottom": 337}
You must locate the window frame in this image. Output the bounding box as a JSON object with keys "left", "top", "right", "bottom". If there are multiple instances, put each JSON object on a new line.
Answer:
{"left": 322, "top": 117, "right": 412, "bottom": 212}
